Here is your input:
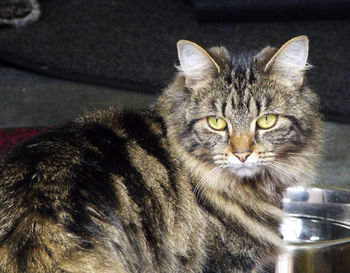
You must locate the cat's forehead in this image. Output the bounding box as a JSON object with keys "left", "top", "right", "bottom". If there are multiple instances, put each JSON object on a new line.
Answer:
{"left": 193, "top": 47, "right": 298, "bottom": 120}
{"left": 204, "top": 58, "right": 279, "bottom": 111}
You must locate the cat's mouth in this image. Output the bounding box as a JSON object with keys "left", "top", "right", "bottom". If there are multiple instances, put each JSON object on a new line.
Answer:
{"left": 214, "top": 154, "right": 261, "bottom": 178}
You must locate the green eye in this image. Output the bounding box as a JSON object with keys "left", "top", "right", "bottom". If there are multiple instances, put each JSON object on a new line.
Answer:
{"left": 208, "top": 116, "right": 227, "bottom": 130}
{"left": 256, "top": 114, "right": 277, "bottom": 129}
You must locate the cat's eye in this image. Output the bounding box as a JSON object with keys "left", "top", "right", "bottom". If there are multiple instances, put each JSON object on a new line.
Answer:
{"left": 256, "top": 114, "right": 277, "bottom": 129}
{"left": 207, "top": 116, "right": 227, "bottom": 130}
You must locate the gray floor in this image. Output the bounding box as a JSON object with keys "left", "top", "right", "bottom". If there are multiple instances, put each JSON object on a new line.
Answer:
{"left": 0, "top": 65, "right": 156, "bottom": 127}
{"left": 0, "top": 65, "right": 349, "bottom": 189}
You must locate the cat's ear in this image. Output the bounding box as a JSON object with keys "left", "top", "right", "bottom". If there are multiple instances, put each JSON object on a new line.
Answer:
{"left": 177, "top": 40, "right": 220, "bottom": 87}
{"left": 264, "top": 36, "right": 309, "bottom": 87}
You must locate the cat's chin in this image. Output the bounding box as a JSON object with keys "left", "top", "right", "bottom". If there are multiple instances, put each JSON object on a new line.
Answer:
{"left": 229, "top": 165, "right": 260, "bottom": 178}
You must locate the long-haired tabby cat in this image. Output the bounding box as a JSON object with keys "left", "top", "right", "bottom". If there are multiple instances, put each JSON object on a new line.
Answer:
{"left": 0, "top": 36, "right": 322, "bottom": 273}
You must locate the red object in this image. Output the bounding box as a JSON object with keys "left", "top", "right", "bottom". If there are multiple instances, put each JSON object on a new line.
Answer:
{"left": 0, "top": 127, "right": 49, "bottom": 156}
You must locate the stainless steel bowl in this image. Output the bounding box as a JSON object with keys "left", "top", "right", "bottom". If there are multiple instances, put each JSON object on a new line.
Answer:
{"left": 275, "top": 187, "right": 350, "bottom": 273}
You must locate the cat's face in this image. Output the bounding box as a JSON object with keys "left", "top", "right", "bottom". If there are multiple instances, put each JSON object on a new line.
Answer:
{"left": 180, "top": 77, "right": 313, "bottom": 179}
{"left": 164, "top": 37, "right": 321, "bottom": 185}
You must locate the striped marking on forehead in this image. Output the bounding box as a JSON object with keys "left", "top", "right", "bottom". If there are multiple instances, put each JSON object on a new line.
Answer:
{"left": 233, "top": 63, "right": 255, "bottom": 92}
{"left": 227, "top": 53, "right": 256, "bottom": 88}
{"left": 223, "top": 90, "right": 261, "bottom": 121}
{"left": 226, "top": 54, "right": 256, "bottom": 111}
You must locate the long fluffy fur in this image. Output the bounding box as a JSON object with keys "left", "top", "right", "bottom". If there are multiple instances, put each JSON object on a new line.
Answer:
{"left": 0, "top": 38, "right": 322, "bottom": 272}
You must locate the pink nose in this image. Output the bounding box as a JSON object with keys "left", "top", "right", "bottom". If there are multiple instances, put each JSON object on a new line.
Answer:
{"left": 234, "top": 152, "right": 251, "bottom": 162}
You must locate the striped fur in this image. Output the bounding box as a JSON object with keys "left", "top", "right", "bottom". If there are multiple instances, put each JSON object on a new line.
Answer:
{"left": 0, "top": 37, "right": 322, "bottom": 272}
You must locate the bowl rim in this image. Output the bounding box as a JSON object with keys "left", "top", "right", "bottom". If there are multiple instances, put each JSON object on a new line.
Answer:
{"left": 285, "top": 237, "right": 350, "bottom": 248}
{"left": 285, "top": 185, "right": 350, "bottom": 194}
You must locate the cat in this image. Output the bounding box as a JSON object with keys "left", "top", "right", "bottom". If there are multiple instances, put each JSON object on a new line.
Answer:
{"left": 0, "top": 0, "right": 40, "bottom": 27}
{"left": 0, "top": 36, "right": 322, "bottom": 273}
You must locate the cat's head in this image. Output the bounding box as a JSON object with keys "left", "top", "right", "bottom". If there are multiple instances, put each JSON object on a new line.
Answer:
{"left": 159, "top": 36, "right": 322, "bottom": 192}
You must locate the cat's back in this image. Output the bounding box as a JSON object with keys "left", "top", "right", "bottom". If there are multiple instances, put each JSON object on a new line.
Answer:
{"left": 0, "top": 108, "right": 203, "bottom": 273}
{"left": 0, "top": 108, "right": 168, "bottom": 198}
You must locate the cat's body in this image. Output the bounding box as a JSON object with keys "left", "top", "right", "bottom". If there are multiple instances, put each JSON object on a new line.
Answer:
{"left": 0, "top": 37, "right": 322, "bottom": 272}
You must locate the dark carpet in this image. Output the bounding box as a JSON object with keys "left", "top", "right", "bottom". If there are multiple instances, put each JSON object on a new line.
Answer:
{"left": 0, "top": 0, "right": 349, "bottom": 117}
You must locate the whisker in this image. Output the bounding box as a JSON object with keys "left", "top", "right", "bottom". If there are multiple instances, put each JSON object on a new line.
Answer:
{"left": 265, "top": 162, "right": 291, "bottom": 178}
{"left": 274, "top": 161, "right": 313, "bottom": 175}
{"left": 286, "top": 156, "right": 313, "bottom": 165}
{"left": 194, "top": 166, "right": 218, "bottom": 196}
{"left": 268, "top": 161, "right": 317, "bottom": 184}
{"left": 187, "top": 161, "right": 210, "bottom": 179}
{"left": 267, "top": 162, "right": 306, "bottom": 184}
{"left": 195, "top": 167, "right": 222, "bottom": 203}
{"left": 286, "top": 152, "right": 324, "bottom": 158}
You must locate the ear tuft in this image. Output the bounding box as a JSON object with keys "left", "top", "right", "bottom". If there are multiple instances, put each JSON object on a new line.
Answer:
{"left": 177, "top": 40, "right": 220, "bottom": 87}
{"left": 265, "top": 36, "right": 310, "bottom": 87}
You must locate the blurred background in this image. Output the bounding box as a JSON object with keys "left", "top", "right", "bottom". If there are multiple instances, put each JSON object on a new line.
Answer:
{"left": 0, "top": 0, "right": 349, "bottom": 188}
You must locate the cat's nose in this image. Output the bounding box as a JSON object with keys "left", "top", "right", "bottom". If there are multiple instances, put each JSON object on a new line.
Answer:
{"left": 234, "top": 152, "right": 251, "bottom": 162}
{"left": 230, "top": 133, "right": 254, "bottom": 162}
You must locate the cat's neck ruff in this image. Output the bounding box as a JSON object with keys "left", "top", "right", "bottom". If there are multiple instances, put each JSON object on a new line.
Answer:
{"left": 168, "top": 134, "right": 284, "bottom": 246}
